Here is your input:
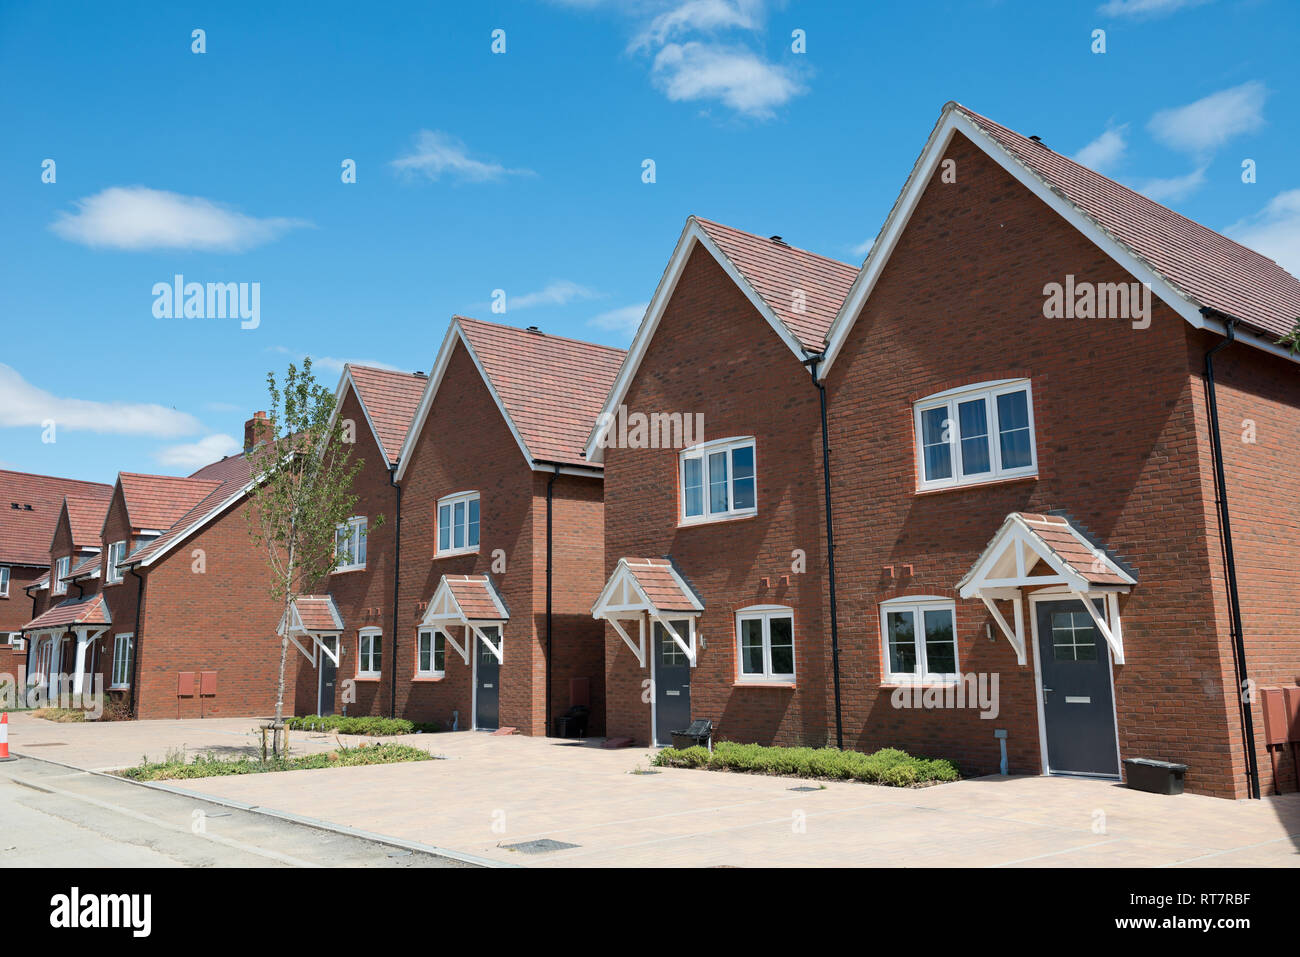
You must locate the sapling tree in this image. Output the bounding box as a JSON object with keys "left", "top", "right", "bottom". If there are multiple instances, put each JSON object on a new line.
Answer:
{"left": 245, "top": 358, "right": 373, "bottom": 755}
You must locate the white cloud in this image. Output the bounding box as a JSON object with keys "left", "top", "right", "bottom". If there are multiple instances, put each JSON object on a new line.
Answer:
{"left": 268, "top": 346, "right": 401, "bottom": 376}
{"left": 1148, "top": 82, "right": 1267, "bottom": 154}
{"left": 0, "top": 364, "right": 201, "bottom": 437}
{"left": 1098, "top": 0, "right": 1212, "bottom": 17}
{"left": 154, "top": 433, "right": 241, "bottom": 470}
{"left": 509, "top": 280, "right": 601, "bottom": 310}
{"left": 1226, "top": 189, "right": 1300, "bottom": 276}
{"left": 588, "top": 302, "right": 649, "bottom": 333}
{"left": 651, "top": 42, "right": 803, "bottom": 117}
{"left": 1134, "top": 166, "right": 1207, "bottom": 202}
{"left": 1073, "top": 125, "right": 1128, "bottom": 173}
{"left": 50, "top": 186, "right": 309, "bottom": 251}
{"left": 391, "top": 130, "right": 535, "bottom": 183}
{"left": 630, "top": 0, "right": 761, "bottom": 51}
{"left": 850, "top": 235, "right": 876, "bottom": 259}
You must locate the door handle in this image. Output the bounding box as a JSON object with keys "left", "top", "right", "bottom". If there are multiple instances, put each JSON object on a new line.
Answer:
{"left": 1042, "top": 687, "right": 1054, "bottom": 693}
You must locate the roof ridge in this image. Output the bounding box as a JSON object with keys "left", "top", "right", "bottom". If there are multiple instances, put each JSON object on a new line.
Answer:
{"left": 454, "top": 314, "right": 628, "bottom": 357}
{"left": 0, "top": 469, "right": 113, "bottom": 489}
{"left": 693, "top": 216, "right": 857, "bottom": 270}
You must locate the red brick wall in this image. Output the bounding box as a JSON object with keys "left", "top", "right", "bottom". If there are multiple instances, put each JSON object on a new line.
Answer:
{"left": 395, "top": 340, "right": 539, "bottom": 732}
{"left": 0, "top": 564, "right": 42, "bottom": 677}
{"left": 824, "top": 131, "right": 1241, "bottom": 796}
{"left": 1184, "top": 328, "right": 1300, "bottom": 795}
{"left": 602, "top": 244, "right": 831, "bottom": 747}
{"left": 309, "top": 386, "right": 401, "bottom": 718}
{"left": 135, "top": 495, "right": 304, "bottom": 720}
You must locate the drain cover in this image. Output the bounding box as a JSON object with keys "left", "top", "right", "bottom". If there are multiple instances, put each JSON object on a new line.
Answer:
{"left": 22, "top": 743, "right": 68, "bottom": 747}
{"left": 788, "top": 785, "right": 822, "bottom": 792}
{"left": 502, "top": 838, "right": 580, "bottom": 855}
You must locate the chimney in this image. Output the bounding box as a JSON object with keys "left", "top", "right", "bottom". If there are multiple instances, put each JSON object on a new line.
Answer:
{"left": 244, "top": 411, "right": 270, "bottom": 451}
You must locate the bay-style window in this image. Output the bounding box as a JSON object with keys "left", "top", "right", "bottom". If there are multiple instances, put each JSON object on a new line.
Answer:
{"left": 680, "top": 437, "right": 756, "bottom": 524}
{"left": 914, "top": 380, "right": 1036, "bottom": 490}
{"left": 437, "top": 491, "right": 480, "bottom": 556}
{"left": 880, "top": 596, "right": 959, "bottom": 684}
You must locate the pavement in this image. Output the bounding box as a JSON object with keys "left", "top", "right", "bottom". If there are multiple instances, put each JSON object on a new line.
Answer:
{"left": 6, "top": 711, "right": 1300, "bottom": 867}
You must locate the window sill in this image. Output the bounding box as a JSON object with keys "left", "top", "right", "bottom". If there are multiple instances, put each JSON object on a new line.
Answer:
{"left": 880, "top": 678, "right": 961, "bottom": 688}
{"left": 354, "top": 675, "right": 382, "bottom": 682}
{"left": 677, "top": 511, "right": 757, "bottom": 530}
{"left": 433, "top": 548, "right": 479, "bottom": 561}
{"left": 332, "top": 565, "right": 367, "bottom": 575}
{"left": 108, "top": 684, "right": 130, "bottom": 691}
{"left": 914, "top": 474, "right": 1037, "bottom": 497}
{"left": 412, "top": 675, "right": 446, "bottom": 682}
{"left": 734, "top": 680, "right": 796, "bottom": 689}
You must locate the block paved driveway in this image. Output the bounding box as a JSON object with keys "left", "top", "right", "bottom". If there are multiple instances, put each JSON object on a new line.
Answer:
{"left": 8, "top": 713, "right": 1300, "bottom": 867}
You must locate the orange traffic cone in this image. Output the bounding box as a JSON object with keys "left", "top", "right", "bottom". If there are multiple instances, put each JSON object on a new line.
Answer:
{"left": 0, "top": 712, "right": 14, "bottom": 761}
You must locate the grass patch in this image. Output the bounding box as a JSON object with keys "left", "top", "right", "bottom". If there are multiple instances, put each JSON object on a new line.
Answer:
{"left": 32, "top": 707, "right": 87, "bottom": 723}
{"left": 652, "top": 741, "right": 960, "bottom": 787}
{"left": 117, "top": 742, "right": 434, "bottom": 781}
{"left": 285, "top": 714, "right": 441, "bottom": 736}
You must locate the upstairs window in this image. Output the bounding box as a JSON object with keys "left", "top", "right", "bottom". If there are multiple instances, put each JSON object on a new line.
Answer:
{"left": 914, "top": 380, "right": 1036, "bottom": 490}
{"left": 106, "top": 541, "right": 128, "bottom": 584}
{"left": 0, "top": 565, "right": 9, "bottom": 598}
{"left": 52, "top": 556, "right": 70, "bottom": 596}
{"left": 680, "top": 437, "right": 756, "bottom": 524}
{"left": 437, "top": 491, "right": 480, "bottom": 556}
{"left": 335, "top": 517, "right": 367, "bottom": 571}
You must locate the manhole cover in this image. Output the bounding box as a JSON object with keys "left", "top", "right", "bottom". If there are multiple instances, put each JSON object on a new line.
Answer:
{"left": 788, "top": 785, "right": 822, "bottom": 792}
{"left": 501, "top": 838, "right": 580, "bottom": 855}
{"left": 22, "top": 743, "right": 68, "bottom": 747}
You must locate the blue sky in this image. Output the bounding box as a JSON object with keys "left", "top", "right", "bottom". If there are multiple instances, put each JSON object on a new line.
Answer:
{"left": 2, "top": 0, "right": 1296, "bottom": 483}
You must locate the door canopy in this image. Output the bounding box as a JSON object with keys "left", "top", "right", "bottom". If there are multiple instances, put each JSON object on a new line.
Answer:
{"left": 591, "top": 558, "right": 703, "bottom": 668}
{"left": 420, "top": 575, "right": 509, "bottom": 665}
{"left": 957, "top": 512, "right": 1136, "bottom": 665}
{"left": 278, "top": 594, "right": 344, "bottom": 665}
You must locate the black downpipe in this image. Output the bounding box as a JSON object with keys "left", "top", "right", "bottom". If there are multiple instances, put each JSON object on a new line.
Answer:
{"left": 128, "top": 565, "right": 145, "bottom": 718}
{"left": 546, "top": 466, "right": 559, "bottom": 735}
{"left": 804, "top": 354, "right": 844, "bottom": 750}
{"left": 389, "top": 467, "right": 402, "bottom": 719}
{"left": 1201, "top": 312, "right": 1260, "bottom": 799}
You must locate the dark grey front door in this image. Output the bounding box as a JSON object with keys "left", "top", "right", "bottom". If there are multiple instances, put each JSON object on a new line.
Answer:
{"left": 475, "top": 626, "right": 501, "bottom": 730}
{"left": 653, "top": 620, "right": 691, "bottom": 745}
{"left": 1036, "top": 600, "right": 1119, "bottom": 776}
{"left": 318, "top": 636, "right": 337, "bottom": 716}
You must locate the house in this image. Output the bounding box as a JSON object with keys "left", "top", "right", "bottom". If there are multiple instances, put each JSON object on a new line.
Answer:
{"left": 286, "top": 364, "right": 427, "bottom": 718}
{"left": 0, "top": 470, "right": 114, "bottom": 679}
{"left": 589, "top": 216, "right": 859, "bottom": 747}
{"left": 388, "top": 316, "right": 624, "bottom": 734}
{"left": 815, "top": 101, "right": 1300, "bottom": 799}
{"left": 21, "top": 414, "right": 310, "bottom": 719}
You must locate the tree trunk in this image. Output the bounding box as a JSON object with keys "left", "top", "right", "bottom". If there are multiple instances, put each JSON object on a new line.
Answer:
{"left": 272, "top": 540, "right": 296, "bottom": 757}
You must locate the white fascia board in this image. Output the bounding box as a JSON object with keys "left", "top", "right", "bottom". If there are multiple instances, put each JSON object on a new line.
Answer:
{"left": 327, "top": 366, "right": 396, "bottom": 471}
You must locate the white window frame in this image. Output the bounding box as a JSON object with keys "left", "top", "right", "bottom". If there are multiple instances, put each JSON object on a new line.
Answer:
{"left": 0, "top": 565, "right": 9, "bottom": 598}
{"left": 734, "top": 605, "right": 796, "bottom": 684}
{"left": 334, "top": 516, "right": 367, "bottom": 572}
{"left": 436, "top": 491, "right": 480, "bottom": 557}
{"left": 913, "top": 380, "right": 1037, "bottom": 491}
{"left": 357, "top": 628, "right": 383, "bottom": 678}
{"left": 679, "top": 436, "right": 757, "bottom": 525}
{"left": 106, "top": 541, "right": 127, "bottom": 584}
{"left": 879, "top": 596, "right": 960, "bottom": 684}
{"left": 52, "top": 556, "right": 70, "bottom": 596}
{"left": 416, "top": 627, "right": 447, "bottom": 678}
{"left": 110, "top": 633, "right": 133, "bottom": 689}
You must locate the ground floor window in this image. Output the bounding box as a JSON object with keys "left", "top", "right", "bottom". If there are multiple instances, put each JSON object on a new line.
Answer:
{"left": 358, "top": 629, "right": 382, "bottom": 677}
{"left": 735, "top": 606, "right": 795, "bottom": 682}
{"left": 111, "top": 633, "right": 133, "bottom": 689}
{"left": 416, "top": 628, "right": 446, "bottom": 677}
{"left": 880, "top": 596, "right": 958, "bottom": 683}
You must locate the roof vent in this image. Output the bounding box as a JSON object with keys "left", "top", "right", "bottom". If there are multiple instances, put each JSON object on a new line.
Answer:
{"left": 1029, "top": 135, "right": 1045, "bottom": 146}
{"left": 526, "top": 325, "right": 541, "bottom": 333}
{"left": 24, "top": 504, "right": 33, "bottom": 510}
{"left": 10, "top": 503, "right": 18, "bottom": 509}
{"left": 415, "top": 370, "right": 427, "bottom": 377}
{"left": 770, "top": 235, "right": 789, "bottom": 246}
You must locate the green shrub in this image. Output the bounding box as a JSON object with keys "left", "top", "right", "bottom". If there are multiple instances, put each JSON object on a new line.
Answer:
{"left": 118, "top": 743, "right": 434, "bottom": 781}
{"left": 653, "top": 740, "right": 958, "bottom": 788}
{"left": 284, "top": 714, "right": 442, "bottom": 736}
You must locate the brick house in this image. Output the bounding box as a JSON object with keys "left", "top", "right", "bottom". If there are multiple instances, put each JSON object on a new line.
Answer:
{"left": 590, "top": 216, "right": 858, "bottom": 747}
{"left": 815, "top": 102, "right": 1300, "bottom": 799}
{"left": 284, "top": 364, "right": 426, "bottom": 718}
{"left": 387, "top": 316, "right": 623, "bottom": 735}
{"left": 21, "top": 415, "right": 310, "bottom": 719}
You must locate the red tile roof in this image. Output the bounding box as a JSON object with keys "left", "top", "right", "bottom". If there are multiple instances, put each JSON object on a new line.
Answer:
{"left": 65, "top": 553, "right": 100, "bottom": 581}
{"left": 456, "top": 316, "right": 626, "bottom": 468}
{"left": 696, "top": 218, "right": 859, "bottom": 351}
{"left": 23, "top": 593, "right": 111, "bottom": 631}
{"left": 286, "top": 595, "right": 344, "bottom": 632}
{"left": 441, "top": 575, "right": 509, "bottom": 620}
{"left": 124, "top": 455, "right": 254, "bottom": 567}
{"left": 117, "top": 473, "right": 222, "bottom": 531}
{"left": 1015, "top": 512, "right": 1133, "bottom": 587}
{"left": 0, "top": 471, "right": 113, "bottom": 566}
{"left": 611, "top": 558, "right": 702, "bottom": 614}
{"left": 347, "top": 366, "right": 428, "bottom": 465}
{"left": 63, "top": 495, "right": 114, "bottom": 551}
{"left": 954, "top": 103, "right": 1300, "bottom": 341}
